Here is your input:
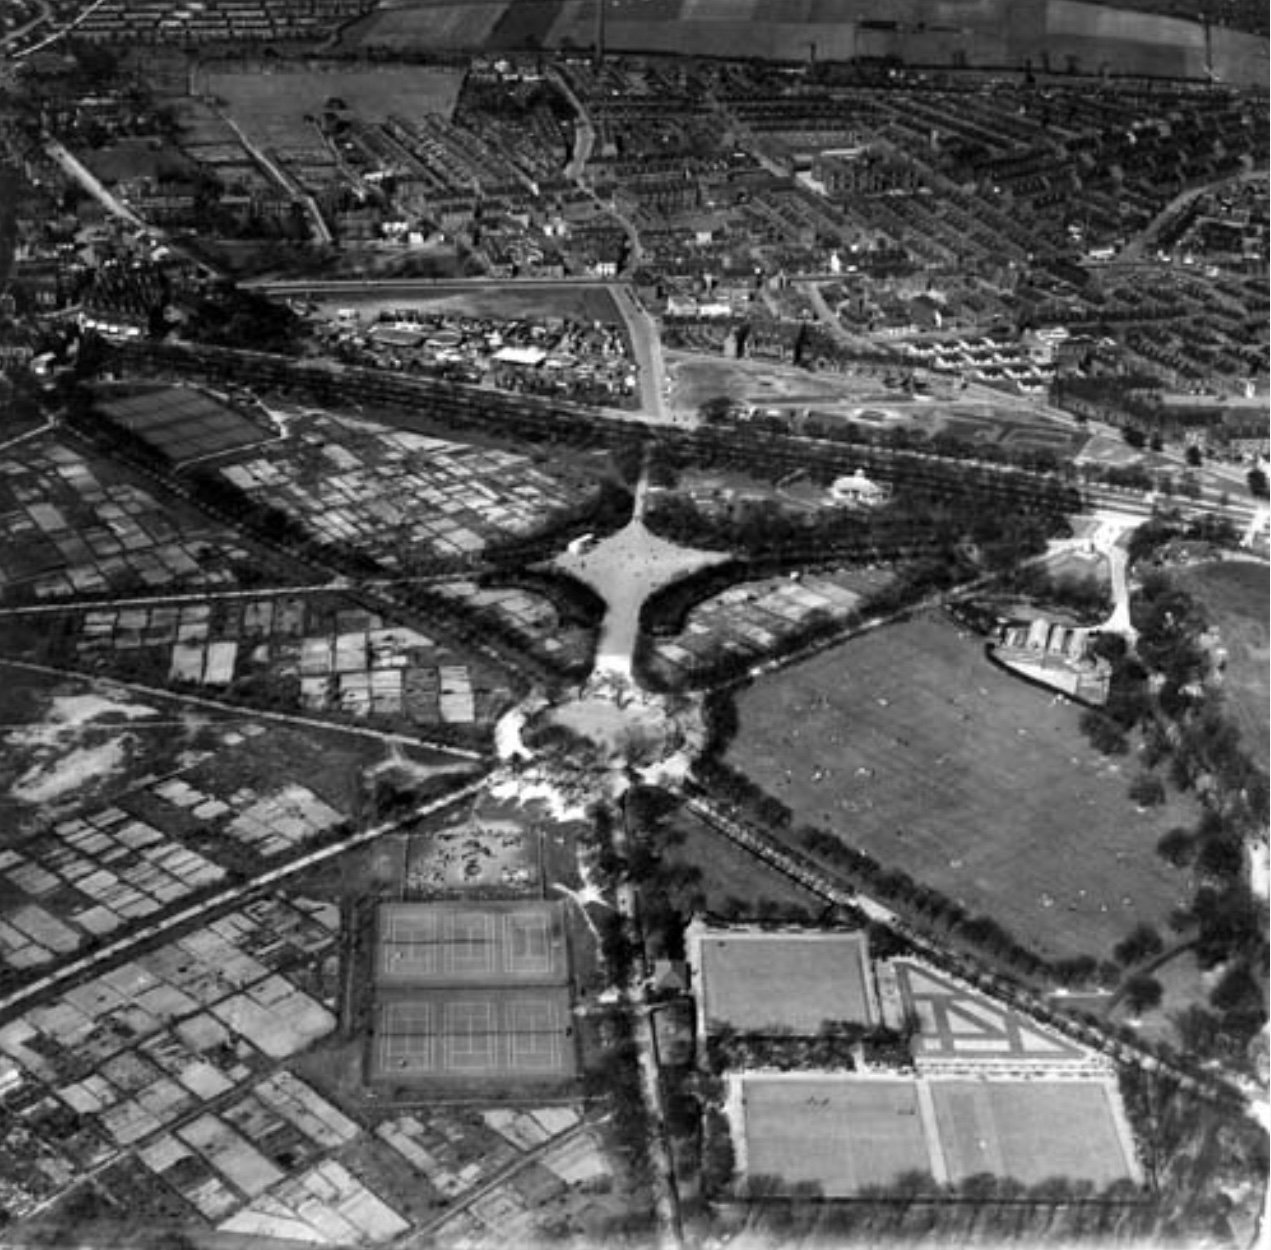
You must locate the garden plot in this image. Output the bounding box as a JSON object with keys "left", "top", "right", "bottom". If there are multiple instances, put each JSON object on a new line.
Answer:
{"left": 0, "top": 437, "right": 250, "bottom": 602}
{"left": 433, "top": 581, "right": 593, "bottom": 666}
{"left": 647, "top": 566, "right": 895, "bottom": 684}
{"left": 149, "top": 776, "right": 345, "bottom": 859}
{"left": 217, "top": 417, "right": 598, "bottom": 569}
{"left": 0, "top": 897, "right": 339, "bottom": 1217}
{"left": 0, "top": 806, "right": 226, "bottom": 972}
{"left": 65, "top": 594, "right": 513, "bottom": 727}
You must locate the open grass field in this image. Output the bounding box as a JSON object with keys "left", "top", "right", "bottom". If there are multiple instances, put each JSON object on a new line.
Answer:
{"left": 738, "top": 1075, "right": 934, "bottom": 1195}
{"left": 202, "top": 64, "right": 465, "bottom": 147}
{"left": 929, "top": 1078, "right": 1139, "bottom": 1186}
{"left": 660, "top": 804, "right": 824, "bottom": 919}
{"left": 376, "top": 900, "right": 568, "bottom": 987}
{"left": 726, "top": 612, "right": 1195, "bottom": 962}
{"left": 370, "top": 986, "right": 576, "bottom": 1083}
{"left": 1174, "top": 560, "right": 1269, "bottom": 760}
{"left": 694, "top": 929, "right": 876, "bottom": 1033}
{"left": 343, "top": 2, "right": 507, "bottom": 50}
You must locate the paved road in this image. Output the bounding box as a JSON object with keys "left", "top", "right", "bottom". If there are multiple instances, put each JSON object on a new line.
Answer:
{"left": 1119, "top": 167, "right": 1269, "bottom": 262}
{"left": 0, "top": 573, "right": 476, "bottom": 618}
{"left": 0, "top": 776, "right": 488, "bottom": 1021}
{"left": 610, "top": 284, "right": 671, "bottom": 423}
{"left": 45, "top": 140, "right": 144, "bottom": 228}
{"left": 220, "top": 114, "right": 333, "bottom": 247}
{"left": 553, "top": 463, "right": 728, "bottom": 682}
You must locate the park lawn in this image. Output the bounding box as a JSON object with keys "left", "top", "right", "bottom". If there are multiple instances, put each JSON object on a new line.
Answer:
{"left": 726, "top": 612, "right": 1196, "bottom": 963}
{"left": 1175, "top": 560, "right": 1269, "bottom": 761}
{"left": 204, "top": 65, "right": 465, "bottom": 139}
{"left": 661, "top": 804, "right": 824, "bottom": 921}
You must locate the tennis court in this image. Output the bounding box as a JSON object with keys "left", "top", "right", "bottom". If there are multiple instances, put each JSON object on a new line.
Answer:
{"left": 376, "top": 901, "right": 567, "bottom": 987}
{"left": 370, "top": 988, "right": 575, "bottom": 1083}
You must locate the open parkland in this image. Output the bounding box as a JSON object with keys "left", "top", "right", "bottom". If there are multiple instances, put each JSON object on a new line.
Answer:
{"left": 0, "top": 23, "right": 1267, "bottom": 1244}
{"left": 689, "top": 924, "right": 1143, "bottom": 1199}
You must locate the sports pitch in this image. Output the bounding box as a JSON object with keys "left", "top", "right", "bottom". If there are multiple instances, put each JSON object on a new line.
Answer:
{"left": 735, "top": 1073, "right": 1140, "bottom": 1195}
{"left": 370, "top": 987, "right": 576, "bottom": 1083}
{"left": 694, "top": 928, "right": 876, "bottom": 1033}
{"left": 929, "top": 1079, "right": 1138, "bottom": 1187}
{"left": 739, "top": 1076, "right": 935, "bottom": 1195}
{"left": 376, "top": 901, "right": 568, "bottom": 988}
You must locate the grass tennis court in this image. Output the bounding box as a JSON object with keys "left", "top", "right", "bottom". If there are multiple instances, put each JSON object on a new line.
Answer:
{"left": 740, "top": 1075, "right": 934, "bottom": 1195}
{"left": 370, "top": 987, "right": 575, "bottom": 1083}
{"left": 929, "top": 1079, "right": 1139, "bottom": 1187}
{"left": 376, "top": 901, "right": 567, "bottom": 987}
{"left": 694, "top": 928, "right": 876, "bottom": 1033}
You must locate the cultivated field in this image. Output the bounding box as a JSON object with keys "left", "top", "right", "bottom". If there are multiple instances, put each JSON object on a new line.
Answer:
{"left": 726, "top": 612, "right": 1195, "bottom": 961}
{"left": 1175, "top": 560, "right": 1269, "bottom": 759}
{"left": 348, "top": 0, "right": 1267, "bottom": 86}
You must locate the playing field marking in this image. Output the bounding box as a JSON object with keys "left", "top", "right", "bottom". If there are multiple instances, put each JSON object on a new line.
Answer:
{"left": 505, "top": 912, "right": 553, "bottom": 977}
{"left": 383, "top": 911, "right": 441, "bottom": 977}
{"left": 507, "top": 999, "right": 562, "bottom": 1071}
{"left": 449, "top": 912, "right": 497, "bottom": 976}
{"left": 380, "top": 1002, "right": 435, "bottom": 1072}
{"left": 444, "top": 999, "right": 497, "bottom": 1071}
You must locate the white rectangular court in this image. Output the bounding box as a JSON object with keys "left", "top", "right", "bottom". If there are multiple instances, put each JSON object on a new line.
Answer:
{"left": 376, "top": 901, "right": 567, "bottom": 987}
{"left": 371, "top": 989, "right": 575, "bottom": 1082}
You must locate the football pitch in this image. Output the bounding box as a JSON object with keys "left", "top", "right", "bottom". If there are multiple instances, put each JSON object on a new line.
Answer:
{"left": 735, "top": 1073, "right": 1140, "bottom": 1195}
{"left": 739, "top": 1076, "right": 935, "bottom": 1195}
{"left": 695, "top": 929, "right": 876, "bottom": 1033}
{"left": 929, "top": 1079, "right": 1139, "bottom": 1187}
{"left": 370, "top": 988, "right": 575, "bottom": 1082}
